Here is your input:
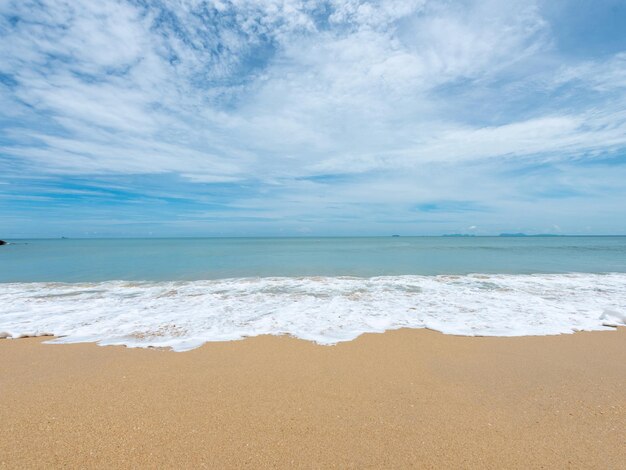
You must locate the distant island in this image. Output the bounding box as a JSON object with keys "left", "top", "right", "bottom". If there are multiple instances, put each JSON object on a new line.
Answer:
{"left": 439, "top": 233, "right": 567, "bottom": 237}
{"left": 498, "top": 233, "right": 562, "bottom": 237}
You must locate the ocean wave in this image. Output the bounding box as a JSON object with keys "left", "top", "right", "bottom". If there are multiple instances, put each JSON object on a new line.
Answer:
{"left": 1, "top": 273, "right": 625, "bottom": 351}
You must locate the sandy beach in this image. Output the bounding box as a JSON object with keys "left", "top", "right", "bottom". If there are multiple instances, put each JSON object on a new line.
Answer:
{"left": 1, "top": 328, "right": 624, "bottom": 469}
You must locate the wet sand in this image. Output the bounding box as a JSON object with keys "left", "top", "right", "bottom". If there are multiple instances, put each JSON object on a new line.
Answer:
{"left": 1, "top": 328, "right": 625, "bottom": 469}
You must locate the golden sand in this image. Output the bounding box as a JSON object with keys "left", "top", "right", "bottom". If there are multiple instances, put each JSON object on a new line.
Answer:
{"left": 1, "top": 328, "right": 625, "bottom": 468}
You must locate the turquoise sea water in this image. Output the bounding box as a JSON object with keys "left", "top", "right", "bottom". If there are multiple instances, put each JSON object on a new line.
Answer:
{"left": 1, "top": 236, "right": 626, "bottom": 282}
{"left": 2, "top": 237, "right": 625, "bottom": 348}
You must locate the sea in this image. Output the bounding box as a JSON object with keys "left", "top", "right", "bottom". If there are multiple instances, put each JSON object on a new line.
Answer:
{"left": 1, "top": 236, "right": 625, "bottom": 350}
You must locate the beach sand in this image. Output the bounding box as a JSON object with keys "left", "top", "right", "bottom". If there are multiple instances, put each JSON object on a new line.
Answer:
{"left": 1, "top": 328, "right": 624, "bottom": 469}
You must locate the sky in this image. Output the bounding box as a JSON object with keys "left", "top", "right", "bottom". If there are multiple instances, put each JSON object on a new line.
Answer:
{"left": 1, "top": 0, "right": 625, "bottom": 237}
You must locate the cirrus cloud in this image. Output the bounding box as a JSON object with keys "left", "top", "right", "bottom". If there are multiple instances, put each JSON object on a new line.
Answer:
{"left": 1, "top": 0, "right": 625, "bottom": 236}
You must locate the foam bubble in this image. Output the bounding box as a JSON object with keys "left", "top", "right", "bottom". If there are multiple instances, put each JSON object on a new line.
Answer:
{"left": 0, "top": 274, "right": 624, "bottom": 351}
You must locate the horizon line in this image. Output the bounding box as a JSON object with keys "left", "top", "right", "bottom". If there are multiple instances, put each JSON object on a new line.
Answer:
{"left": 4, "top": 234, "right": 626, "bottom": 240}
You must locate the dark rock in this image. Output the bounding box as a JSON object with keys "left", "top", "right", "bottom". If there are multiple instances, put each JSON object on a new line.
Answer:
{"left": 0, "top": 240, "right": 6, "bottom": 245}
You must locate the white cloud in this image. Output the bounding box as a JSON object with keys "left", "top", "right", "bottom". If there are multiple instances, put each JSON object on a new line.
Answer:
{"left": 0, "top": 0, "right": 625, "bottom": 227}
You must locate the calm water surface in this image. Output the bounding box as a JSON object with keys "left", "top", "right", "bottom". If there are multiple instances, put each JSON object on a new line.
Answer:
{"left": 1, "top": 237, "right": 625, "bottom": 282}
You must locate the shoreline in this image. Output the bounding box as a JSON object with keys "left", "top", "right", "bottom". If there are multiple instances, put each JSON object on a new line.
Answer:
{"left": 1, "top": 328, "right": 625, "bottom": 468}
{"left": 2, "top": 323, "right": 624, "bottom": 350}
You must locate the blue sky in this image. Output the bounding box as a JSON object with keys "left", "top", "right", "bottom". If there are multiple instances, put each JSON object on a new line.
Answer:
{"left": 1, "top": 0, "right": 625, "bottom": 237}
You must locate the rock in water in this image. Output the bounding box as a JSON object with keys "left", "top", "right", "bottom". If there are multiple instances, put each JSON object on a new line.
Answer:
{"left": 0, "top": 240, "right": 6, "bottom": 245}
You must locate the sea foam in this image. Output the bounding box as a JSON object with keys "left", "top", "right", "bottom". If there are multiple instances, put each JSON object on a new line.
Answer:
{"left": 0, "top": 273, "right": 624, "bottom": 351}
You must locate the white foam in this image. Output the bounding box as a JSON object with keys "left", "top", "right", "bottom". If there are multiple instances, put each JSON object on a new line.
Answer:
{"left": 0, "top": 274, "right": 624, "bottom": 351}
